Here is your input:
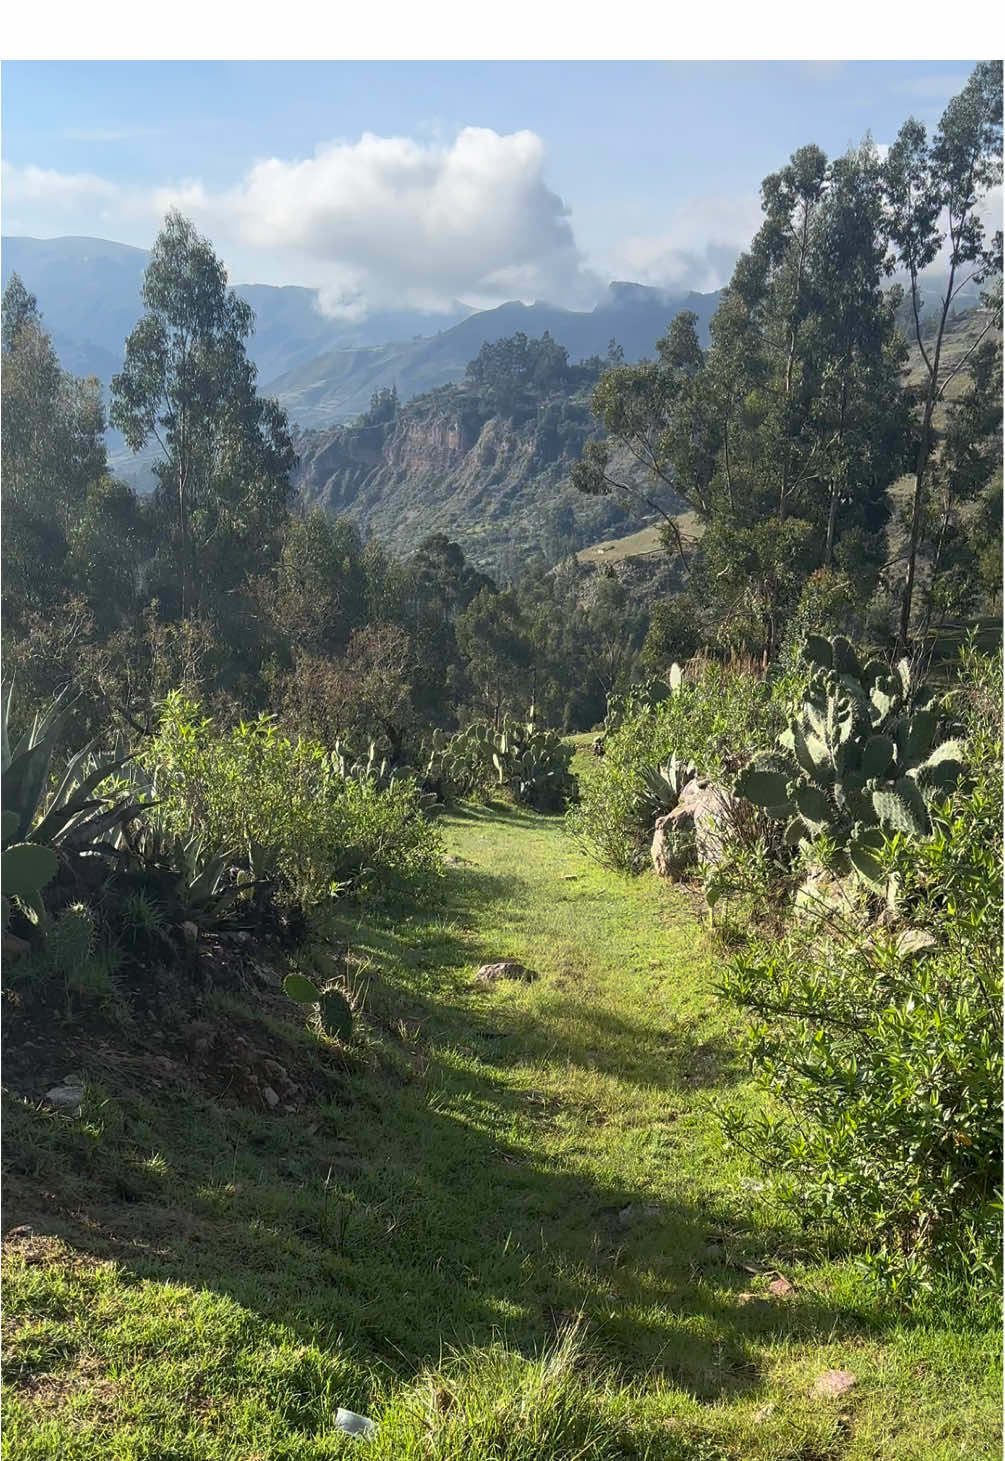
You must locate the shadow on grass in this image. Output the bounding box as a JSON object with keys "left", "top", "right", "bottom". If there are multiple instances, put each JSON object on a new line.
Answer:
{"left": 1, "top": 831, "right": 898, "bottom": 1410}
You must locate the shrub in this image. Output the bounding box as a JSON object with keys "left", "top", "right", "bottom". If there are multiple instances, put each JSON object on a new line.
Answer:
{"left": 568, "top": 661, "right": 789, "bottom": 871}
{"left": 144, "top": 693, "right": 443, "bottom": 907}
{"left": 719, "top": 711, "right": 1003, "bottom": 1296}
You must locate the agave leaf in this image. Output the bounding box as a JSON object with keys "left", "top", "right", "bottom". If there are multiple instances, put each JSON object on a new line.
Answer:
{"left": 34, "top": 756, "right": 130, "bottom": 845}
{"left": 1, "top": 809, "right": 19, "bottom": 848}
{"left": 2, "top": 735, "right": 59, "bottom": 840}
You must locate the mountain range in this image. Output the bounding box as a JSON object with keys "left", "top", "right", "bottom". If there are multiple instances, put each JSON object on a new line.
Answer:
{"left": 1, "top": 235, "right": 720, "bottom": 441}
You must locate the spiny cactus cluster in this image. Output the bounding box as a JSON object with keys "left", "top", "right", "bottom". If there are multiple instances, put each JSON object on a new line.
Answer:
{"left": 331, "top": 738, "right": 396, "bottom": 789}
{"left": 735, "top": 635, "right": 968, "bottom": 883}
{"left": 329, "top": 737, "right": 438, "bottom": 816}
{"left": 423, "top": 715, "right": 575, "bottom": 811}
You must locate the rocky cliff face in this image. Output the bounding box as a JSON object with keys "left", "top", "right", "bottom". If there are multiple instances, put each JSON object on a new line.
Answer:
{"left": 292, "top": 381, "right": 676, "bottom": 577}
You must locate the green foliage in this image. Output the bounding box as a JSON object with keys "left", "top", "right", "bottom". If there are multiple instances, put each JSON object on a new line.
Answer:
{"left": 1, "top": 274, "right": 109, "bottom": 631}
{"left": 884, "top": 61, "right": 1003, "bottom": 649}
{"left": 735, "top": 635, "right": 968, "bottom": 872}
{"left": 144, "top": 693, "right": 443, "bottom": 907}
{"left": 110, "top": 209, "right": 296, "bottom": 619}
{"left": 719, "top": 758, "right": 1003, "bottom": 1295}
{"left": 0, "top": 685, "right": 139, "bottom": 920}
{"left": 569, "top": 662, "right": 786, "bottom": 871}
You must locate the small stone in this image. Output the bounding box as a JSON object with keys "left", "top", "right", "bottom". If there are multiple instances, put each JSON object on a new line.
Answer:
{"left": 476, "top": 960, "right": 539, "bottom": 983}
{"left": 811, "top": 1369, "right": 857, "bottom": 1399}
{"left": 6, "top": 1224, "right": 35, "bottom": 1240}
{"left": 768, "top": 1276, "right": 794, "bottom": 1297}
{"left": 617, "top": 1202, "right": 665, "bottom": 1227}
{"left": 753, "top": 1403, "right": 776, "bottom": 1423}
{"left": 895, "top": 927, "right": 937, "bottom": 959}
{"left": 262, "top": 1085, "right": 280, "bottom": 1108}
{"left": 45, "top": 1084, "right": 84, "bottom": 1115}
{"left": 182, "top": 921, "right": 199, "bottom": 948}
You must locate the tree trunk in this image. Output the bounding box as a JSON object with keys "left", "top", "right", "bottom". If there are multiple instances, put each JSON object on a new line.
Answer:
{"left": 897, "top": 261, "right": 957, "bottom": 655}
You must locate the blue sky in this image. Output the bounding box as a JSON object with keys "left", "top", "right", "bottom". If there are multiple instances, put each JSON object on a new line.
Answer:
{"left": 0, "top": 60, "right": 983, "bottom": 314}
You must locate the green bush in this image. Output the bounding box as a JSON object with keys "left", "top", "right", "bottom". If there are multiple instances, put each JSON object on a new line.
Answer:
{"left": 568, "top": 662, "right": 791, "bottom": 871}
{"left": 719, "top": 691, "right": 1002, "bottom": 1295}
{"left": 144, "top": 693, "right": 443, "bottom": 907}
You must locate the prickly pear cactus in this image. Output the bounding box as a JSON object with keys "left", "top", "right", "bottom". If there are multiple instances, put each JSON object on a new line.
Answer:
{"left": 735, "top": 634, "right": 968, "bottom": 866}
{"left": 421, "top": 713, "right": 575, "bottom": 810}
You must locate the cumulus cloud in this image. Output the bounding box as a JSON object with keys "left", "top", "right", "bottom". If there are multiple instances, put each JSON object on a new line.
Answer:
{"left": 3, "top": 128, "right": 592, "bottom": 316}
{"left": 602, "top": 192, "right": 764, "bottom": 296}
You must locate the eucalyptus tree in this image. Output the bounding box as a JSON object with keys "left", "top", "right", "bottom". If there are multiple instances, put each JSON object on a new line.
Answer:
{"left": 111, "top": 210, "right": 296, "bottom": 618}
{"left": 1, "top": 274, "right": 107, "bottom": 625}
{"left": 883, "top": 61, "right": 1003, "bottom": 651}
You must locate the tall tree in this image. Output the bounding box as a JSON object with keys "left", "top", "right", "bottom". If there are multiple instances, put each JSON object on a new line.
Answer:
{"left": 883, "top": 61, "right": 1003, "bottom": 651}
{"left": 1, "top": 274, "right": 107, "bottom": 625}
{"left": 111, "top": 210, "right": 296, "bottom": 617}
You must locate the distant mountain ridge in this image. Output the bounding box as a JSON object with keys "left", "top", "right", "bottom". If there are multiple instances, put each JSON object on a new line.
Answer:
{"left": 0, "top": 235, "right": 474, "bottom": 391}
{"left": 1, "top": 235, "right": 721, "bottom": 440}
{"left": 269, "top": 285, "right": 722, "bottom": 430}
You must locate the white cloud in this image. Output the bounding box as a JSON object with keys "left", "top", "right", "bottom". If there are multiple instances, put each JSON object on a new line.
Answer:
{"left": 601, "top": 192, "right": 764, "bottom": 295}
{"left": 3, "top": 127, "right": 592, "bottom": 316}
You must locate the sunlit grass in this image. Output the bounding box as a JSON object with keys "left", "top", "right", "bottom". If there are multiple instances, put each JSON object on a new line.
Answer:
{"left": 2, "top": 805, "right": 999, "bottom": 1458}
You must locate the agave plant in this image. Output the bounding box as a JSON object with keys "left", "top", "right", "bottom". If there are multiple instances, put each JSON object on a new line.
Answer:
{"left": 1, "top": 686, "right": 135, "bottom": 851}
{"left": 1, "top": 685, "right": 146, "bottom": 920}
{"left": 735, "top": 635, "right": 967, "bottom": 884}
{"left": 633, "top": 753, "right": 696, "bottom": 825}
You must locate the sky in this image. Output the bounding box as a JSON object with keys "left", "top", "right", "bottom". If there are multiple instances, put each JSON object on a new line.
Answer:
{"left": 0, "top": 60, "right": 990, "bottom": 318}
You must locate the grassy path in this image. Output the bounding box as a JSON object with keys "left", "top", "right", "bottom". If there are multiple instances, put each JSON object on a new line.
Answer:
{"left": 2, "top": 804, "right": 998, "bottom": 1458}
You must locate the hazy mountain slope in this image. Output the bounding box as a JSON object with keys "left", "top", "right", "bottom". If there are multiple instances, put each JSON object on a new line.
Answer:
{"left": 267, "top": 284, "right": 722, "bottom": 428}
{"left": 0, "top": 235, "right": 471, "bottom": 391}
{"left": 1, "top": 237, "right": 719, "bottom": 436}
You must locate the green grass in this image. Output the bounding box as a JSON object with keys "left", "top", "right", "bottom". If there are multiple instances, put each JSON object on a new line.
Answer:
{"left": 2, "top": 804, "right": 1000, "bottom": 1459}
{"left": 576, "top": 513, "right": 703, "bottom": 567}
